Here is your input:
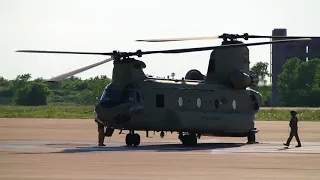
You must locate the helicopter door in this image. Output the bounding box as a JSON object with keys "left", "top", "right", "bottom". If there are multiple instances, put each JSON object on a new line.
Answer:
{"left": 133, "top": 90, "right": 144, "bottom": 115}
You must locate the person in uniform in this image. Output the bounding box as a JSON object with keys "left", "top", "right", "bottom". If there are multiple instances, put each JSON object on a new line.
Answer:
{"left": 95, "top": 118, "right": 106, "bottom": 146}
{"left": 283, "top": 110, "right": 302, "bottom": 147}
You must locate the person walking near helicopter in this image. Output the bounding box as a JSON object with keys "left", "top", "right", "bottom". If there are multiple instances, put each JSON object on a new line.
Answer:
{"left": 283, "top": 110, "right": 302, "bottom": 147}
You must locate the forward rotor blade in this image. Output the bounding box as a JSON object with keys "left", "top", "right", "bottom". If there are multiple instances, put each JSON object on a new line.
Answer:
{"left": 46, "top": 57, "right": 114, "bottom": 82}
{"left": 142, "top": 38, "right": 311, "bottom": 55}
{"left": 16, "top": 50, "right": 113, "bottom": 56}
{"left": 136, "top": 36, "right": 219, "bottom": 42}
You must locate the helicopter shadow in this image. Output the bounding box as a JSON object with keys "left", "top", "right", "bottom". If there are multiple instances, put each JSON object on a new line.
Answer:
{"left": 51, "top": 142, "right": 246, "bottom": 154}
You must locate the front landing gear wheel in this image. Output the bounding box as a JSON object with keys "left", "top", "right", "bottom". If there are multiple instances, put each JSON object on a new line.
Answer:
{"left": 126, "top": 133, "right": 141, "bottom": 146}
{"left": 181, "top": 134, "right": 197, "bottom": 146}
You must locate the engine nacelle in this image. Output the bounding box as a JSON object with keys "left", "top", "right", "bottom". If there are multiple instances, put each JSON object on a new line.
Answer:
{"left": 228, "top": 69, "right": 259, "bottom": 89}
{"left": 185, "top": 69, "right": 205, "bottom": 80}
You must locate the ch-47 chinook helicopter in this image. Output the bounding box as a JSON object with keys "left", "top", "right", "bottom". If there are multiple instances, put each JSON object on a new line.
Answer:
{"left": 17, "top": 33, "right": 319, "bottom": 147}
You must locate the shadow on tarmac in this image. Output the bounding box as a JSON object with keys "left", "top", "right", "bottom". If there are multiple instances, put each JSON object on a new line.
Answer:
{"left": 13, "top": 142, "right": 247, "bottom": 154}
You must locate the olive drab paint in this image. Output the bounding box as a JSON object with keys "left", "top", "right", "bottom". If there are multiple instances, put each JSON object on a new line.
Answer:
{"left": 17, "top": 33, "right": 318, "bottom": 146}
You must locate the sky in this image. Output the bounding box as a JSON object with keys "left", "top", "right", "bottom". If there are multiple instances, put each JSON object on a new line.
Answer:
{"left": 1, "top": 0, "right": 319, "bottom": 82}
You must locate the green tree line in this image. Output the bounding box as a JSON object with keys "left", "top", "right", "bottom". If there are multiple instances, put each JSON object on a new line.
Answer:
{"left": 0, "top": 58, "right": 319, "bottom": 107}
{"left": 0, "top": 74, "right": 111, "bottom": 105}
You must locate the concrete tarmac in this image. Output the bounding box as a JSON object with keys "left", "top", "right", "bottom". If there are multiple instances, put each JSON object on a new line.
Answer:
{"left": 1, "top": 118, "right": 320, "bottom": 180}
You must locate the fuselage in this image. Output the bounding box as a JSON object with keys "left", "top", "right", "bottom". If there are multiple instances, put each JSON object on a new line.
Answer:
{"left": 94, "top": 77, "right": 262, "bottom": 137}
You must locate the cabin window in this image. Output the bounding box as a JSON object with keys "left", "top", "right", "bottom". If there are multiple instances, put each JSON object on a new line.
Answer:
{"left": 178, "top": 97, "right": 183, "bottom": 106}
{"left": 232, "top": 100, "right": 237, "bottom": 109}
{"left": 197, "top": 98, "right": 201, "bottom": 107}
{"left": 156, "top": 94, "right": 165, "bottom": 108}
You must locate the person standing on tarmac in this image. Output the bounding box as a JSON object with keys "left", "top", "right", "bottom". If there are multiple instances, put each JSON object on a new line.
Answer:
{"left": 95, "top": 118, "right": 106, "bottom": 146}
{"left": 283, "top": 110, "right": 302, "bottom": 147}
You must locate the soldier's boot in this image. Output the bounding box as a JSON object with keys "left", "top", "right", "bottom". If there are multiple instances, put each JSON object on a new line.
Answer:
{"left": 284, "top": 133, "right": 294, "bottom": 146}
{"left": 295, "top": 135, "right": 301, "bottom": 147}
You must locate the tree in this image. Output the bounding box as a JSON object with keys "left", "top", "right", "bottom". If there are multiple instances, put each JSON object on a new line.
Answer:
{"left": 277, "top": 57, "right": 320, "bottom": 107}
{"left": 250, "top": 62, "right": 270, "bottom": 85}
{"left": 0, "top": 76, "right": 9, "bottom": 86}
{"left": 13, "top": 82, "right": 52, "bottom": 106}
{"left": 9, "top": 73, "right": 32, "bottom": 94}
{"left": 277, "top": 57, "right": 302, "bottom": 106}
{"left": 295, "top": 58, "right": 320, "bottom": 106}
{"left": 249, "top": 62, "right": 272, "bottom": 106}
{"left": 75, "top": 89, "right": 97, "bottom": 105}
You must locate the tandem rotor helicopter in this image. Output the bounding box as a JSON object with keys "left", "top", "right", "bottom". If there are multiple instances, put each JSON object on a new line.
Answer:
{"left": 17, "top": 33, "right": 320, "bottom": 147}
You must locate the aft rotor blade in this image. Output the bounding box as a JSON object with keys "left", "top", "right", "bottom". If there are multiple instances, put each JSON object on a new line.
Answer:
{"left": 142, "top": 38, "right": 311, "bottom": 54}
{"left": 136, "top": 36, "right": 219, "bottom": 42}
{"left": 16, "top": 50, "right": 113, "bottom": 56}
{"left": 45, "top": 57, "right": 114, "bottom": 82}
{"left": 249, "top": 35, "right": 320, "bottom": 39}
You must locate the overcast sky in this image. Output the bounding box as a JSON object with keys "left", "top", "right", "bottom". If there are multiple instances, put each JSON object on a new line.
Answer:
{"left": 1, "top": 0, "right": 319, "bottom": 81}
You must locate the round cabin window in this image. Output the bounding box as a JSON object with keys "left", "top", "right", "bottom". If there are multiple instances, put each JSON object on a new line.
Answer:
{"left": 232, "top": 100, "right": 237, "bottom": 109}
{"left": 197, "top": 98, "right": 201, "bottom": 107}
{"left": 178, "top": 97, "right": 183, "bottom": 106}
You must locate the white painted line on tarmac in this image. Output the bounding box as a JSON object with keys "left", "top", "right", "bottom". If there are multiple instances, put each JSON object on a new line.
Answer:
{"left": 211, "top": 142, "right": 320, "bottom": 154}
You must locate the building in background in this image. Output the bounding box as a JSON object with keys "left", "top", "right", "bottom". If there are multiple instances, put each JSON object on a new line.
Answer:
{"left": 270, "top": 28, "right": 320, "bottom": 106}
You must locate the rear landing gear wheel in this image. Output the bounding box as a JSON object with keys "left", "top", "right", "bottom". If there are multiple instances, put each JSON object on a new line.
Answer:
{"left": 132, "top": 133, "right": 140, "bottom": 146}
{"left": 247, "top": 131, "right": 256, "bottom": 144}
{"left": 125, "top": 133, "right": 141, "bottom": 146}
{"left": 125, "top": 133, "right": 133, "bottom": 146}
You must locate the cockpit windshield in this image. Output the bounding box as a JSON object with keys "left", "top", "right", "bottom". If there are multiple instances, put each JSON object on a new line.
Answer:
{"left": 100, "top": 83, "right": 121, "bottom": 101}
{"left": 100, "top": 83, "right": 142, "bottom": 103}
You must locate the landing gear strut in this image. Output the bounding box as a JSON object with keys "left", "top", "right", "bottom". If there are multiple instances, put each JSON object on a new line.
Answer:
{"left": 160, "top": 131, "right": 165, "bottom": 138}
{"left": 178, "top": 132, "right": 198, "bottom": 146}
{"left": 247, "top": 128, "right": 259, "bottom": 144}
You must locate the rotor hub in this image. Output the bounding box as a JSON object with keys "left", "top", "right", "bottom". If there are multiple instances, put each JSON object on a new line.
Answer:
{"left": 111, "top": 50, "right": 143, "bottom": 61}
{"left": 220, "top": 33, "right": 249, "bottom": 42}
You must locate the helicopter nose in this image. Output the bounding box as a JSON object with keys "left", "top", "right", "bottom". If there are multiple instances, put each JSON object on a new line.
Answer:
{"left": 95, "top": 101, "right": 134, "bottom": 126}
